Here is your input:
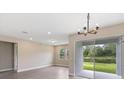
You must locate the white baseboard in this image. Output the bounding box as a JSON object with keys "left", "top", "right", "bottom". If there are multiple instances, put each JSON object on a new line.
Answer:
{"left": 0, "top": 68, "right": 13, "bottom": 72}
{"left": 17, "top": 64, "right": 52, "bottom": 72}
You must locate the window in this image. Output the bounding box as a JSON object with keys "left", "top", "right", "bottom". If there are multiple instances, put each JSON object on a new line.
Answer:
{"left": 59, "top": 48, "right": 69, "bottom": 60}
{"left": 60, "top": 48, "right": 65, "bottom": 59}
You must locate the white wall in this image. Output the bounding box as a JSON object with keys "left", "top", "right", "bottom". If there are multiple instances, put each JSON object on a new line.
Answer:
{"left": 0, "top": 35, "right": 54, "bottom": 72}
{"left": 18, "top": 41, "right": 53, "bottom": 72}
{"left": 121, "top": 36, "right": 124, "bottom": 78}
{"left": 69, "top": 23, "right": 124, "bottom": 77}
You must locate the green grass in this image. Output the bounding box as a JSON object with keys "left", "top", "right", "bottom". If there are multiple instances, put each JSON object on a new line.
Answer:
{"left": 84, "top": 57, "right": 115, "bottom": 59}
{"left": 83, "top": 62, "right": 116, "bottom": 74}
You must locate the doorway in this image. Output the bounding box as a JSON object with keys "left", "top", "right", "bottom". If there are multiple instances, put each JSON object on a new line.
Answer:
{"left": 0, "top": 41, "right": 18, "bottom": 72}
{"left": 75, "top": 37, "right": 122, "bottom": 79}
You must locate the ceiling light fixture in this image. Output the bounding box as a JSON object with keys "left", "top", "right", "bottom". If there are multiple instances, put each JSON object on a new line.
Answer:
{"left": 49, "top": 40, "right": 56, "bottom": 43}
{"left": 29, "top": 37, "right": 33, "bottom": 40}
{"left": 48, "top": 32, "right": 51, "bottom": 35}
{"left": 77, "top": 13, "right": 100, "bottom": 36}
{"left": 51, "top": 40, "right": 56, "bottom": 43}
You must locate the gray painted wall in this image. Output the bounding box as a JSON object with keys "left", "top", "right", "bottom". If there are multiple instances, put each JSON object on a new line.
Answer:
{"left": 0, "top": 41, "right": 14, "bottom": 71}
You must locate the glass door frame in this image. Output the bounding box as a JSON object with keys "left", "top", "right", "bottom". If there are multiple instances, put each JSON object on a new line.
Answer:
{"left": 75, "top": 40, "right": 95, "bottom": 79}
{"left": 75, "top": 36, "right": 122, "bottom": 79}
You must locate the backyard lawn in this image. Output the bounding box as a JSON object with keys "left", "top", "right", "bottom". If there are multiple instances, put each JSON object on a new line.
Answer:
{"left": 83, "top": 62, "right": 116, "bottom": 74}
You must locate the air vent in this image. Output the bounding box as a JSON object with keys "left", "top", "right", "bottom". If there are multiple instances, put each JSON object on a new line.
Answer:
{"left": 22, "top": 31, "right": 28, "bottom": 34}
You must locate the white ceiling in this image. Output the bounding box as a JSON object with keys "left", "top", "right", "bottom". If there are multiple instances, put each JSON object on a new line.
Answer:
{"left": 0, "top": 13, "right": 124, "bottom": 45}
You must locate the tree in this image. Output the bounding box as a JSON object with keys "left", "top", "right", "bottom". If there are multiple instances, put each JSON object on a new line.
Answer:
{"left": 83, "top": 43, "right": 116, "bottom": 57}
{"left": 83, "top": 45, "right": 95, "bottom": 57}
{"left": 104, "top": 43, "right": 116, "bottom": 56}
{"left": 83, "top": 46, "right": 90, "bottom": 57}
{"left": 95, "top": 46, "right": 104, "bottom": 56}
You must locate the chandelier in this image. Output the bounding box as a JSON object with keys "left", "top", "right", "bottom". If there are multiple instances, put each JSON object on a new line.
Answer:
{"left": 77, "top": 13, "right": 100, "bottom": 36}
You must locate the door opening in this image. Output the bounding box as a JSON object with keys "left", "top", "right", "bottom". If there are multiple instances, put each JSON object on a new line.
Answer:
{"left": 0, "top": 41, "right": 18, "bottom": 72}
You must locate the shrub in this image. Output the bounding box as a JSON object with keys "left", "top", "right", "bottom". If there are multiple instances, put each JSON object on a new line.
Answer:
{"left": 84, "top": 57, "right": 116, "bottom": 63}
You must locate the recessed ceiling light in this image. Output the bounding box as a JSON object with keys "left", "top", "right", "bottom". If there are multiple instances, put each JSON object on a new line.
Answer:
{"left": 48, "top": 32, "right": 51, "bottom": 35}
{"left": 29, "top": 37, "right": 33, "bottom": 40}
{"left": 49, "top": 40, "right": 56, "bottom": 43}
{"left": 51, "top": 40, "right": 56, "bottom": 43}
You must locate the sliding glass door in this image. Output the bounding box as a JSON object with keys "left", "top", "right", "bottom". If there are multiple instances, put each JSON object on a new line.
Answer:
{"left": 81, "top": 40, "right": 95, "bottom": 78}
{"left": 81, "top": 37, "right": 122, "bottom": 79}
{"left": 94, "top": 42, "right": 116, "bottom": 78}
